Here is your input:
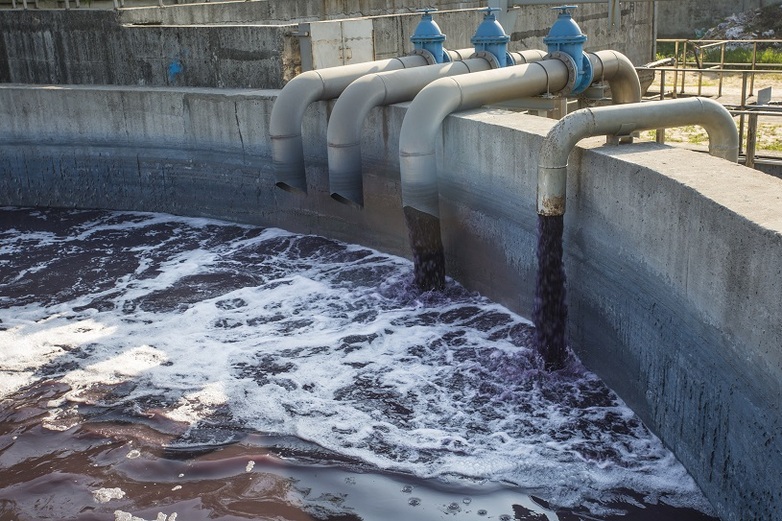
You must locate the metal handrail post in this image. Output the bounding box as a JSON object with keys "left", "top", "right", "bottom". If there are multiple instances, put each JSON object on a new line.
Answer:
{"left": 672, "top": 40, "right": 679, "bottom": 97}
{"left": 746, "top": 112, "right": 758, "bottom": 169}
{"left": 750, "top": 42, "right": 757, "bottom": 97}
{"left": 679, "top": 40, "right": 687, "bottom": 96}
{"left": 718, "top": 42, "right": 726, "bottom": 98}
{"left": 738, "top": 71, "right": 748, "bottom": 156}
{"left": 656, "top": 70, "right": 666, "bottom": 143}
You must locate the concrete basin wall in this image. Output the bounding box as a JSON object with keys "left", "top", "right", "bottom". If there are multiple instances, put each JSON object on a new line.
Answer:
{"left": 1, "top": 84, "right": 780, "bottom": 520}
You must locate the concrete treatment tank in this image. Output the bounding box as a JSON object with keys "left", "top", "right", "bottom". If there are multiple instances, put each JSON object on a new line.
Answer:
{"left": 1, "top": 75, "right": 781, "bottom": 520}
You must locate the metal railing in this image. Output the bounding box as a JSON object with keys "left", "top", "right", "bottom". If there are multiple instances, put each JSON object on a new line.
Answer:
{"left": 657, "top": 39, "right": 782, "bottom": 98}
{"left": 637, "top": 64, "right": 782, "bottom": 169}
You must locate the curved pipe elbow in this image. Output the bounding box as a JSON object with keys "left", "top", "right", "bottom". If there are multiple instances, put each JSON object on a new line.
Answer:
{"left": 589, "top": 50, "right": 642, "bottom": 105}
{"left": 270, "top": 71, "right": 327, "bottom": 192}
{"left": 327, "top": 74, "right": 390, "bottom": 206}
{"left": 400, "top": 59, "right": 570, "bottom": 218}
{"left": 399, "top": 77, "right": 465, "bottom": 218}
{"left": 329, "top": 58, "right": 496, "bottom": 207}
{"left": 270, "top": 55, "right": 430, "bottom": 193}
{"left": 537, "top": 97, "right": 740, "bottom": 216}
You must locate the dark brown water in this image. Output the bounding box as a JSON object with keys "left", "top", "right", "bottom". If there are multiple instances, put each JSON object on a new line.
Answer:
{"left": 0, "top": 207, "right": 719, "bottom": 521}
{"left": 533, "top": 215, "right": 569, "bottom": 371}
{"left": 403, "top": 206, "right": 446, "bottom": 291}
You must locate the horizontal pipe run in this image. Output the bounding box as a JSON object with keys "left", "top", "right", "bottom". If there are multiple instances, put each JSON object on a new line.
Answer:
{"left": 537, "top": 97, "right": 740, "bottom": 216}
{"left": 328, "top": 50, "right": 548, "bottom": 207}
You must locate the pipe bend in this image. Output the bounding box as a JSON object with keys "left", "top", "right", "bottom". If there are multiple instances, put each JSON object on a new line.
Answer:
{"left": 537, "top": 97, "right": 740, "bottom": 215}
{"left": 589, "top": 50, "right": 642, "bottom": 104}
{"left": 270, "top": 55, "right": 430, "bottom": 192}
{"left": 270, "top": 71, "right": 329, "bottom": 192}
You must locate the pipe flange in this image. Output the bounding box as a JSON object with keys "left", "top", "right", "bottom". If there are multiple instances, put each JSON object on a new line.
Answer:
{"left": 409, "top": 48, "right": 438, "bottom": 65}
{"left": 470, "top": 50, "right": 502, "bottom": 69}
{"left": 545, "top": 50, "right": 578, "bottom": 96}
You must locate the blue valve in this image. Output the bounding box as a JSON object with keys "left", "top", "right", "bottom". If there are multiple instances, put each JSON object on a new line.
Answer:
{"left": 411, "top": 8, "right": 449, "bottom": 63}
{"left": 471, "top": 6, "right": 512, "bottom": 68}
{"left": 544, "top": 5, "right": 594, "bottom": 95}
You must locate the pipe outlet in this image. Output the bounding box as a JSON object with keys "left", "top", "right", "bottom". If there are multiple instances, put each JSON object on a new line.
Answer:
{"left": 537, "top": 97, "right": 740, "bottom": 216}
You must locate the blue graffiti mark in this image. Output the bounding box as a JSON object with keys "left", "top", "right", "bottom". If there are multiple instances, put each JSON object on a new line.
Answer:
{"left": 168, "top": 60, "right": 183, "bottom": 83}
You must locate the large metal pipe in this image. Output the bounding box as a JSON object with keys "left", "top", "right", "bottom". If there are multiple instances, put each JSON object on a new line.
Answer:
{"left": 587, "top": 50, "right": 642, "bottom": 105}
{"left": 537, "top": 97, "right": 740, "bottom": 216}
{"left": 399, "top": 50, "right": 642, "bottom": 218}
{"left": 328, "top": 49, "right": 547, "bottom": 207}
{"left": 270, "top": 49, "right": 473, "bottom": 193}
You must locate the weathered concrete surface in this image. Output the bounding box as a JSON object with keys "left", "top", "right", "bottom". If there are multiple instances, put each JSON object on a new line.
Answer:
{"left": 1, "top": 84, "right": 780, "bottom": 520}
{"left": 657, "top": 0, "right": 782, "bottom": 38}
{"left": 0, "top": 3, "right": 654, "bottom": 87}
{"left": 0, "top": 10, "right": 300, "bottom": 88}
{"left": 118, "top": 0, "right": 485, "bottom": 25}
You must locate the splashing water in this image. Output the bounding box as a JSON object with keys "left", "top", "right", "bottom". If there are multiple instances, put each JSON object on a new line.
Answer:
{"left": 0, "top": 207, "right": 716, "bottom": 520}
{"left": 533, "top": 214, "right": 569, "bottom": 371}
{"left": 404, "top": 206, "right": 445, "bottom": 291}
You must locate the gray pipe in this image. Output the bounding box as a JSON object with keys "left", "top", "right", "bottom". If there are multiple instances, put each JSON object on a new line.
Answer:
{"left": 328, "top": 49, "right": 548, "bottom": 207}
{"left": 399, "top": 59, "right": 568, "bottom": 218}
{"left": 537, "top": 97, "right": 739, "bottom": 216}
{"left": 399, "top": 50, "right": 642, "bottom": 218}
{"left": 587, "top": 50, "right": 642, "bottom": 104}
{"left": 270, "top": 49, "right": 474, "bottom": 193}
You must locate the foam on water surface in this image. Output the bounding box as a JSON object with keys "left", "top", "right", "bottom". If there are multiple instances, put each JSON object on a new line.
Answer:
{"left": 0, "top": 207, "right": 715, "bottom": 520}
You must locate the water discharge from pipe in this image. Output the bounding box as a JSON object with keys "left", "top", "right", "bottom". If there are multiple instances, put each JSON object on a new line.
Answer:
{"left": 533, "top": 214, "right": 569, "bottom": 371}
{"left": 404, "top": 206, "right": 445, "bottom": 291}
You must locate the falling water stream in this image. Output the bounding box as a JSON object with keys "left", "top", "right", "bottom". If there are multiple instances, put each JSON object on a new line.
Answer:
{"left": 0, "top": 207, "right": 717, "bottom": 520}
{"left": 532, "top": 215, "right": 569, "bottom": 371}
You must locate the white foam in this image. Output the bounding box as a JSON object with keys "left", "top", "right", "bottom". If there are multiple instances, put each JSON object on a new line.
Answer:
{"left": 0, "top": 209, "right": 714, "bottom": 515}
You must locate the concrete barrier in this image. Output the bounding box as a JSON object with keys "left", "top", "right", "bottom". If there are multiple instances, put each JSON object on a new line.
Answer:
{"left": 0, "top": 4, "right": 654, "bottom": 88}
{"left": 1, "top": 84, "right": 780, "bottom": 521}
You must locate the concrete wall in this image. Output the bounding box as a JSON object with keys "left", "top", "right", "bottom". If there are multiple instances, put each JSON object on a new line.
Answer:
{"left": 0, "top": 10, "right": 300, "bottom": 88}
{"left": 0, "top": 3, "right": 654, "bottom": 88}
{"left": 657, "top": 0, "right": 782, "bottom": 38}
{"left": 2, "top": 84, "right": 780, "bottom": 520}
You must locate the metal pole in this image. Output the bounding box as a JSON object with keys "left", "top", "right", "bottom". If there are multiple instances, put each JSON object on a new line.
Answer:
{"left": 750, "top": 42, "right": 757, "bottom": 97}
{"left": 738, "top": 71, "right": 748, "bottom": 156}
{"left": 679, "top": 40, "right": 687, "bottom": 96}
{"left": 656, "top": 70, "right": 666, "bottom": 143}
{"left": 672, "top": 40, "right": 679, "bottom": 97}
{"left": 746, "top": 112, "right": 758, "bottom": 169}
{"left": 718, "top": 42, "right": 726, "bottom": 98}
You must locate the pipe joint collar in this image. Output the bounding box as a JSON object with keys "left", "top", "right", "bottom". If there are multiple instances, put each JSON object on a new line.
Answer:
{"left": 470, "top": 50, "right": 507, "bottom": 69}
{"left": 409, "top": 48, "right": 441, "bottom": 65}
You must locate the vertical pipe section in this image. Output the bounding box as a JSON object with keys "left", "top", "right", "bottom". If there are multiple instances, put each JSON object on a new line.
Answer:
{"left": 537, "top": 97, "right": 740, "bottom": 216}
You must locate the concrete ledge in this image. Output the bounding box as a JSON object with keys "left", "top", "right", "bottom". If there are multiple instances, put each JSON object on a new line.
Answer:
{"left": 1, "top": 84, "right": 781, "bottom": 520}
